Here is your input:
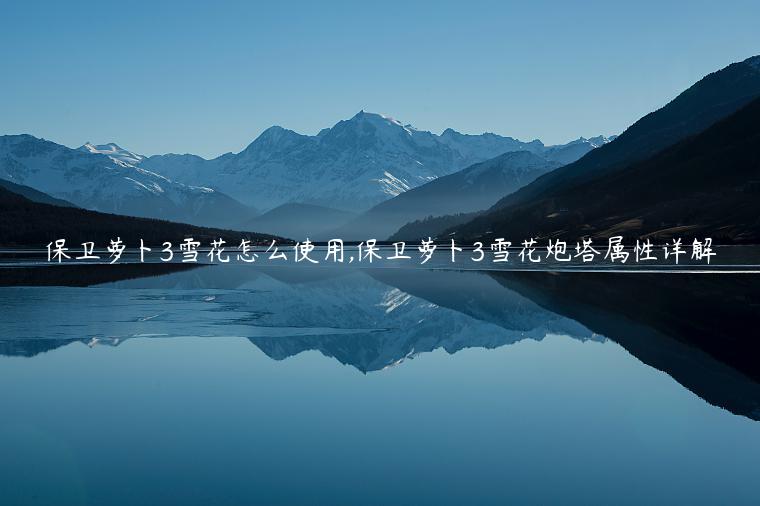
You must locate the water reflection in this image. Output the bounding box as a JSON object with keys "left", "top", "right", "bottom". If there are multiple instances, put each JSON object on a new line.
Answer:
{"left": 1, "top": 264, "right": 758, "bottom": 420}
{"left": 0, "top": 266, "right": 596, "bottom": 368}
{"left": 2, "top": 264, "right": 760, "bottom": 505}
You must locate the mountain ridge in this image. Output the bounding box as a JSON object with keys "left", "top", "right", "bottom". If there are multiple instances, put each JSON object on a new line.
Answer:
{"left": 449, "top": 95, "right": 760, "bottom": 244}
{"left": 442, "top": 54, "right": 760, "bottom": 243}
{"left": 134, "top": 111, "right": 611, "bottom": 212}
{"left": 0, "top": 184, "right": 281, "bottom": 247}
{"left": 332, "top": 150, "right": 562, "bottom": 240}
{"left": 488, "top": 54, "right": 760, "bottom": 213}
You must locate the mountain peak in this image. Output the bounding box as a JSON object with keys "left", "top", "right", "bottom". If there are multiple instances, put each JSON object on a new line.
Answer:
{"left": 80, "top": 142, "right": 123, "bottom": 152}
{"left": 258, "top": 125, "right": 288, "bottom": 136}
{"left": 351, "top": 109, "right": 383, "bottom": 121}
{"left": 243, "top": 125, "right": 308, "bottom": 153}
{"left": 586, "top": 135, "right": 614, "bottom": 147}
{"left": 349, "top": 110, "right": 409, "bottom": 128}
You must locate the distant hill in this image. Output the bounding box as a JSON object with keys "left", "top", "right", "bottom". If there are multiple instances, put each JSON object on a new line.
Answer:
{"left": 449, "top": 95, "right": 760, "bottom": 244}
{"left": 0, "top": 178, "right": 77, "bottom": 207}
{"left": 487, "top": 55, "right": 760, "bottom": 214}
{"left": 0, "top": 187, "right": 281, "bottom": 247}
{"left": 239, "top": 203, "right": 356, "bottom": 241}
{"left": 332, "top": 151, "right": 561, "bottom": 240}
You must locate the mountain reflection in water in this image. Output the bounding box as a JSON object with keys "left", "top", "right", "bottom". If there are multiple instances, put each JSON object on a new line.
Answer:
{"left": 1, "top": 264, "right": 759, "bottom": 421}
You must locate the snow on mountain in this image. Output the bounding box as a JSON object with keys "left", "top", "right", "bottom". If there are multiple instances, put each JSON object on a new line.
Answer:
{"left": 140, "top": 111, "right": 611, "bottom": 212}
{"left": 0, "top": 135, "right": 252, "bottom": 228}
{"left": 79, "top": 142, "right": 146, "bottom": 166}
{"left": 588, "top": 134, "right": 617, "bottom": 147}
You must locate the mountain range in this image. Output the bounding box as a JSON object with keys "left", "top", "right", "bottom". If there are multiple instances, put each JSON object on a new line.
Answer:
{"left": 0, "top": 135, "right": 252, "bottom": 228}
{"left": 0, "top": 114, "right": 609, "bottom": 234}
{"left": 138, "top": 111, "right": 609, "bottom": 213}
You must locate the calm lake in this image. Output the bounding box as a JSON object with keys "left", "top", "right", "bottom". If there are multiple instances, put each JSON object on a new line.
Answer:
{"left": 1, "top": 264, "right": 759, "bottom": 505}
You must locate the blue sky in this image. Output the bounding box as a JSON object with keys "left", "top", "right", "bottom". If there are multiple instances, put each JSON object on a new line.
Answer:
{"left": 1, "top": 0, "right": 758, "bottom": 157}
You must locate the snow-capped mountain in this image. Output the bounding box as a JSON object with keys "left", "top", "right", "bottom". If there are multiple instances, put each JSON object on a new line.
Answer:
{"left": 139, "top": 111, "right": 613, "bottom": 212}
{"left": 79, "top": 142, "right": 146, "bottom": 166}
{"left": 141, "top": 112, "right": 466, "bottom": 211}
{"left": 0, "top": 135, "right": 253, "bottom": 228}
{"left": 0, "top": 113, "right": 612, "bottom": 230}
